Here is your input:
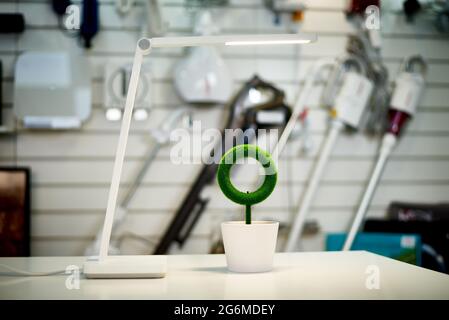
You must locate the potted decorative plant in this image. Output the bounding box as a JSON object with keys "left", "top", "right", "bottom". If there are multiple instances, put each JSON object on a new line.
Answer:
{"left": 217, "top": 144, "right": 278, "bottom": 273}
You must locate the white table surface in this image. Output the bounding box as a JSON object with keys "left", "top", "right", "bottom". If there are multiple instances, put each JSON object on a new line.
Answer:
{"left": 1, "top": 251, "right": 448, "bottom": 299}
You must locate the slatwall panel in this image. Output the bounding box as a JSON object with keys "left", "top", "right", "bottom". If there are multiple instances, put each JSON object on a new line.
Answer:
{"left": 0, "top": 0, "right": 448, "bottom": 256}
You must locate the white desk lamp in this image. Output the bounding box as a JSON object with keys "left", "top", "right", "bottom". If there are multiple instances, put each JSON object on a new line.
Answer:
{"left": 83, "top": 33, "right": 317, "bottom": 278}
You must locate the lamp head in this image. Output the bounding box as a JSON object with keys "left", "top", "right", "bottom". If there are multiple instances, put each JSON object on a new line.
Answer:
{"left": 149, "top": 33, "right": 317, "bottom": 49}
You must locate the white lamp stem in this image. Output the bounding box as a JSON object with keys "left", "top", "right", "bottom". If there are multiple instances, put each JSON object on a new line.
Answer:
{"left": 99, "top": 44, "right": 147, "bottom": 259}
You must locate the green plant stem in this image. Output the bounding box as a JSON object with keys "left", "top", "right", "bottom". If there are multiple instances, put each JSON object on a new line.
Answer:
{"left": 245, "top": 204, "right": 251, "bottom": 224}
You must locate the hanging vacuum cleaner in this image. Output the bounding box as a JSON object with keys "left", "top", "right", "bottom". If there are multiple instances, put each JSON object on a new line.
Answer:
{"left": 153, "top": 76, "right": 292, "bottom": 254}
{"left": 346, "top": 24, "right": 389, "bottom": 135}
{"left": 284, "top": 56, "right": 374, "bottom": 252}
{"left": 342, "top": 55, "right": 427, "bottom": 251}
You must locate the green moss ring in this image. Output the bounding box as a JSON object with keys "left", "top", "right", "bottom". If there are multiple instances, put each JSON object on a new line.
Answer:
{"left": 217, "top": 144, "right": 277, "bottom": 224}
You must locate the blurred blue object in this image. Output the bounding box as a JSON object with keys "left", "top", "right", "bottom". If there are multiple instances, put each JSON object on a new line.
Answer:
{"left": 80, "top": 0, "right": 99, "bottom": 48}
{"left": 326, "top": 232, "right": 422, "bottom": 266}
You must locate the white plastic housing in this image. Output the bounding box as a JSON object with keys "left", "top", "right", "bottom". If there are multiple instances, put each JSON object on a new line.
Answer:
{"left": 221, "top": 221, "right": 279, "bottom": 273}
{"left": 334, "top": 71, "right": 373, "bottom": 128}
{"left": 174, "top": 47, "right": 232, "bottom": 103}
{"left": 390, "top": 72, "right": 424, "bottom": 116}
{"left": 14, "top": 52, "right": 91, "bottom": 129}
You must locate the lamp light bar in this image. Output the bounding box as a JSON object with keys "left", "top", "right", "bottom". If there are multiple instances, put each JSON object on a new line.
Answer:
{"left": 225, "top": 39, "right": 312, "bottom": 46}
{"left": 150, "top": 33, "right": 317, "bottom": 49}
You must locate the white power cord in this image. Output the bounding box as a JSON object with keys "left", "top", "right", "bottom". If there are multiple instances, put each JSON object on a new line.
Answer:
{"left": 0, "top": 263, "right": 74, "bottom": 277}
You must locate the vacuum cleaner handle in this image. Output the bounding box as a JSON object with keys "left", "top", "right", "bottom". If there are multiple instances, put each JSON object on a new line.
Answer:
{"left": 153, "top": 163, "right": 217, "bottom": 254}
{"left": 176, "top": 198, "right": 209, "bottom": 245}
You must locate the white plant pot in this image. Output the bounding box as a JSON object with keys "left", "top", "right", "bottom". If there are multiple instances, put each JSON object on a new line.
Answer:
{"left": 221, "top": 221, "right": 279, "bottom": 273}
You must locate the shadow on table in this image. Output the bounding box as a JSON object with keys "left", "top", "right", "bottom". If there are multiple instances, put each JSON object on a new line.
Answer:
{"left": 190, "top": 266, "right": 300, "bottom": 274}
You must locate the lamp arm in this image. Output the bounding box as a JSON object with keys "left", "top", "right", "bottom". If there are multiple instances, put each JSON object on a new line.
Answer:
{"left": 99, "top": 39, "right": 151, "bottom": 259}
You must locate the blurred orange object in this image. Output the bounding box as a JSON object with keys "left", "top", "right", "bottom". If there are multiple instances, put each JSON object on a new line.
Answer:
{"left": 292, "top": 10, "right": 304, "bottom": 22}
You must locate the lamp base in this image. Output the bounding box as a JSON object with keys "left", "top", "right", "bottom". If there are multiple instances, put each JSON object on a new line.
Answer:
{"left": 83, "top": 255, "right": 167, "bottom": 279}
